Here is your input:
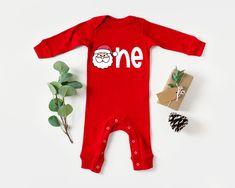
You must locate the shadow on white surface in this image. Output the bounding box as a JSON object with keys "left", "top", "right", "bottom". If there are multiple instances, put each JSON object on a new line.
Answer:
{"left": 180, "top": 72, "right": 206, "bottom": 112}
{"left": 183, "top": 117, "right": 205, "bottom": 135}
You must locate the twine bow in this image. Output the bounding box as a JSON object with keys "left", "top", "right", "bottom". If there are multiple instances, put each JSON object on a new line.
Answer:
{"left": 176, "top": 86, "right": 185, "bottom": 101}
{"left": 167, "top": 86, "right": 185, "bottom": 107}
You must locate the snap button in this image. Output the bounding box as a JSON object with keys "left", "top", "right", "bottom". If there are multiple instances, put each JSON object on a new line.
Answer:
{"left": 103, "top": 139, "right": 107, "bottom": 144}
{"left": 136, "top": 162, "right": 140, "bottom": 166}
{"left": 127, "top": 126, "right": 131, "bottom": 130}
{"left": 134, "top": 151, "right": 138, "bottom": 155}
{"left": 114, "top": 118, "right": 118, "bottom": 123}
{"left": 131, "top": 139, "right": 135, "bottom": 143}
{"left": 96, "top": 165, "right": 100, "bottom": 169}
{"left": 106, "top": 126, "right": 110, "bottom": 130}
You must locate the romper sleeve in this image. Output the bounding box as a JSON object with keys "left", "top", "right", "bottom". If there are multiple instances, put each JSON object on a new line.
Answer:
{"left": 34, "top": 17, "right": 104, "bottom": 58}
{"left": 141, "top": 19, "right": 206, "bottom": 56}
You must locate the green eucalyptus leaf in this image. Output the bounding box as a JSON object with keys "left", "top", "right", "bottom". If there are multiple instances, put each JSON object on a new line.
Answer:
{"left": 168, "top": 83, "right": 176, "bottom": 88}
{"left": 50, "top": 81, "right": 62, "bottom": 92}
{"left": 48, "top": 115, "right": 60, "bottom": 127}
{"left": 53, "top": 61, "right": 69, "bottom": 74}
{"left": 172, "top": 69, "right": 184, "bottom": 84}
{"left": 59, "top": 73, "right": 73, "bottom": 83}
{"left": 58, "top": 85, "right": 77, "bottom": 97}
{"left": 48, "top": 83, "right": 57, "bottom": 95}
{"left": 172, "top": 72, "right": 177, "bottom": 81}
{"left": 58, "top": 104, "right": 73, "bottom": 117}
{"left": 177, "top": 70, "right": 184, "bottom": 78}
{"left": 174, "top": 76, "right": 181, "bottom": 83}
{"left": 172, "top": 71, "right": 179, "bottom": 79}
{"left": 49, "top": 98, "right": 63, "bottom": 112}
{"left": 63, "top": 81, "right": 83, "bottom": 89}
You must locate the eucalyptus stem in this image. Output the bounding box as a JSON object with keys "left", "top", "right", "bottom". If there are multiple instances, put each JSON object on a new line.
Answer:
{"left": 59, "top": 116, "right": 73, "bottom": 143}
{"left": 48, "top": 61, "right": 82, "bottom": 144}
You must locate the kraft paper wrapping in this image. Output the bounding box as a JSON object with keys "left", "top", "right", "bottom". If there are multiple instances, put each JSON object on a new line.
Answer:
{"left": 157, "top": 70, "right": 193, "bottom": 111}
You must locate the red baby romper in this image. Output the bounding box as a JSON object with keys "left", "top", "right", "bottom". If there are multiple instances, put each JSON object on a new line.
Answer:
{"left": 34, "top": 15, "right": 205, "bottom": 173}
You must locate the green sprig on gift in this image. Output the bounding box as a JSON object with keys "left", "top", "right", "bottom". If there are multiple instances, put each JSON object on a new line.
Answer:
{"left": 168, "top": 67, "right": 185, "bottom": 88}
{"left": 47, "top": 61, "right": 83, "bottom": 143}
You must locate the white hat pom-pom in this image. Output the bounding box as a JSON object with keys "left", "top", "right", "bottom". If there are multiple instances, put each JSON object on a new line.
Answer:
{"left": 112, "top": 51, "right": 118, "bottom": 56}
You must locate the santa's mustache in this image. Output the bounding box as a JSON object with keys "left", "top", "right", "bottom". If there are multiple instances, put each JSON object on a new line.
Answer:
{"left": 95, "top": 56, "right": 110, "bottom": 63}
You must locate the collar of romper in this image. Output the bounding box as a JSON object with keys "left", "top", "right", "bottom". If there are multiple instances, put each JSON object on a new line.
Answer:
{"left": 104, "top": 15, "right": 134, "bottom": 26}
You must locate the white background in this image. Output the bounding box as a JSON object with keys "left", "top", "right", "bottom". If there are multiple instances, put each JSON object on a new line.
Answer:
{"left": 0, "top": 0, "right": 234, "bottom": 187}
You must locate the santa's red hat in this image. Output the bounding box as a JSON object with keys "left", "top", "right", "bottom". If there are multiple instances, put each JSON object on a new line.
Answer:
{"left": 95, "top": 45, "right": 118, "bottom": 56}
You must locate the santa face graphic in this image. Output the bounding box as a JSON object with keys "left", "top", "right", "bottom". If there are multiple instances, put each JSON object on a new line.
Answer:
{"left": 92, "top": 45, "right": 117, "bottom": 69}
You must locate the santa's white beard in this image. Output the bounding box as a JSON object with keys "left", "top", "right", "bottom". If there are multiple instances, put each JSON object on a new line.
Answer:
{"left": 92, "top": 54, "right": 113, "bottom": 69}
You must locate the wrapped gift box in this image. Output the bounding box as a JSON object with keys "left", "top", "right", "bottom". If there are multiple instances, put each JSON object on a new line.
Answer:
{"left": 157, "top": 68, "right": 193, "bottom": 111}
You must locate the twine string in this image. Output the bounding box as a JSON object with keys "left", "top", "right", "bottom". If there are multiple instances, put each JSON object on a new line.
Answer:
{"left": 167, "top": 74, "right": 185, "bottom": 107}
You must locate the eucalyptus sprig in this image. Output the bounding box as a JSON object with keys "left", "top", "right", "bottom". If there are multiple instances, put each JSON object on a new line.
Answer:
{"left": 47, "top": 61, "right": 83, "bottom": 143}
{"left": 168, "top": 67, "right": 185, "bottom": 88}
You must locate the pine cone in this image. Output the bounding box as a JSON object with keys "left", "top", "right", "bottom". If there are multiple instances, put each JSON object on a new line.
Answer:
{"left": 168, "top": 112, "right": 188, "bottom": 132}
